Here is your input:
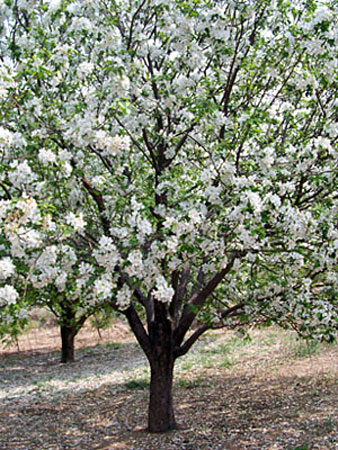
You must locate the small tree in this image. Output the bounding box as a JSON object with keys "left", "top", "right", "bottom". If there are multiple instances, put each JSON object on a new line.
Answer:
{"left": 0, "top": 193, "right": 115, "bottom": 362}
{"left": 38, "top": 290, "right": 109, "bottom": 363}
{"left": 1, "top": 0, "right": 337, "bottom": 432}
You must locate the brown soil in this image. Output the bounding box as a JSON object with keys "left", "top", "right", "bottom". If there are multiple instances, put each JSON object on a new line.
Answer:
{"left": 0, "top": 323, "right": 337, "bottom": 450}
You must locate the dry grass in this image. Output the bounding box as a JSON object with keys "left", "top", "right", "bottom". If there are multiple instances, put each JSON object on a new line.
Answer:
{"left": 0, "top": 323, "right": 337, "bottom": 450}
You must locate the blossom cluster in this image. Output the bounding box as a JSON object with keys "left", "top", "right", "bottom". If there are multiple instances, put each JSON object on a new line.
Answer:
{"left": 0, "top": 0, "right": 337, "bottom": 341}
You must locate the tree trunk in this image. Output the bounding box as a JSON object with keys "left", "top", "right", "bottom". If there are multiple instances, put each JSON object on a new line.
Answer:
{"left": 148, "top": 355, "right": 177, "bottom": 432}
{"left": 60, "top": 325, "right": 76, "bottom": 363}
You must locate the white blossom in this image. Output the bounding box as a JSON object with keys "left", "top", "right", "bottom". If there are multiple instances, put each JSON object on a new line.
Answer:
{"left": 0, "top": 257, "right": 15, "bottom": 279}
{"left": 116, "top": 285, "right": 132, "bottom": 309}
{"left": 38, "top": 148, "right": 56, "bottom": 165}
{"left": 153, "top": 275, "right": 175, "bottom": 303}
{"left": 93, "top": 275, "right": 114, "bottom": 300}
{"left": 66, "top": 212, "right": 86, "bottom": 231}
{"left": 0, "top": 126, "right": 13, "bottom": 146}
{"left": 126, "top": 250, "right": 144, "bottom": 277}
{"left": 8, "top": 161, "right": 36, "bottom": 188}
{"left": 0, "top": 284, "right": 19, "bottom": 305}
{"left": 93, "top": 236, "right": 120, "bottom": 271}
{"left": 246, "top": 191, "right": 263, "bottom": 213}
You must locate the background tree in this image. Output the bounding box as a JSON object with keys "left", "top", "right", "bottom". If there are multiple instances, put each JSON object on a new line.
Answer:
{"left": 1, "top": 0, "right": 337, "bottom": 432}
{"left": 0, "top": 188, "right": 114, "bottom": 362}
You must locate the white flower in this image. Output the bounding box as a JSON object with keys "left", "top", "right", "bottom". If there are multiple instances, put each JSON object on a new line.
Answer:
{"left": 61, "top": 161, "right": 73, "bottom": 177}
{"left": 36, "top": 245, "right": 59, "bottom": 269}
{"left": 163, "top": 216, "right": 176, "bottom": 229}
{"left": 104, "top": 135, "right": 126, "bottom": 156}
{"left": 204, "top": 185, "right": 222, "bottom": 204}
{"left": 166, "top": 236, "right": 178, "bottom": 253}
{"left": 312, "top": 6, "right": 332, "bottom": 25}
{"left": 0, "top": 257, "right": 15, "bottom": 279}
{"left": 16, "top": 195, "right": 40, "bottom": 224}
{"left": 79, "top": 262, "right": 94, "bottom": 276}
{"left": 93, "top": 276, "right": 113, "bottom": 300}
{"left": 0, "top": 127, "right": 13, "bottom": 146}
{"left": 0, "top": 284, "right": 19, "bottom": 305}
{"left": 126, "top": 250, "right": 144, "bottom": 277}
{"left": 47, "top": 0, "right": 61, "bottom": 12}
{"left": 153, "top": 275, "right": 175, "bottom": 303}
{"left": 169, "top": 51, "right": 180, "bottom": 61}
{"left": 116, "top": 285, "right": 132, "bottom": 309}
{"left": 71, "top": 17, "right": 93, "bottom": 32}
{"left": 246, "top": 191, "right": 262, "bottom": 213}
{"left": 93, "top": 236, "right": 119, "bottom": 271}
{"left": 324, "top": 123, "right": 337, "bottom": 139}
{"left": 77, "top": 61, "right": 94, "bottom": 80}
{"left": 38, "top": 148, "right": 56, "bottom": 165}
{"left": 188, "top": 209, "right": 202, "bottom": 225}
{"left": 8, "top": 161, "right": 36, "bottom": 188}
{"left": 260, "top": 147, "right": 275, "bottom": 170}
{"left": 267, "top": 194, "right": 281, "bottom": 209}
{"left": 42, "top": 214, "right": 56, "bottom": 231}
{"left": 120, "top": 76, "right": 130, "bottom": 90}
{"left": 58, "top": 149, "right": 72, "bottom": 161}
{"left": 66, "top": 212, "right": 86, "bottom": 231}
{"left": 221, "top": 162, "right": 235, "bottom": 183}
{"left": 0, "top": 200, "right": 11, "bottom": 220}
{"left": 21, "top": 229, "right": 42, "bottom": 248}
{"left": 55, "top": 271, "right": 67, "bottom": 292}
{"left": 237, "top": 225, "right": 256, "bottom": 246}
{"left": 136, "top": 217, "right": 153, "bottom": 235}
{"left": 60, "top": 244, "right": 77, "bottom": 268}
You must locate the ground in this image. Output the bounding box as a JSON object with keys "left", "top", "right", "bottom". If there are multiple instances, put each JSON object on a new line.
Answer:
{"left": 0, "top": 321, "right": 337, "bottom": 450}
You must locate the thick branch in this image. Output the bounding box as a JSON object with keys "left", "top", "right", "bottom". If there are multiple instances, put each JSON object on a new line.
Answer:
{"left": 174, "top": 255, "right": 238, "bottom": 347}
{"left": 142, "top": 128, "right": 158, "bottom": 170}
{"left": 0, "top": 182, "right": 11, "bottom": 200}
{"left": 124, "top": 304, "right": 153, "bottom": 361}
{"left": 81, "top": 176, "right": 111, "bottom": 236}
{"left": 169, "top": 263, "right": 191, "bottom": 325}
{"left": 174, "top": 322, "right": 210, "bottom": 358}
{"left": 134, "top": 286, "right": 155, "bottom": 333}
{"left": 174, "top": 302, "right": 245, "bottom": 358}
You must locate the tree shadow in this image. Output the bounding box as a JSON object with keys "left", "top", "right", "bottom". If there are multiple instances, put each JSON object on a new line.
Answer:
{"left": 0, "top": 341, "right": 147, "bottom": 395}
{"left": 0, "top": 366, "right": 336, "bottom": 450}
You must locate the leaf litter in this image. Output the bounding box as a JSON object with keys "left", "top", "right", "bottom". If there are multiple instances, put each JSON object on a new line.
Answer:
{"left": 0, "top": 323, "right": 337, "bottom": 450}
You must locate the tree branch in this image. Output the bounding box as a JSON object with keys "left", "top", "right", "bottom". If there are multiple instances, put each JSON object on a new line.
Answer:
{"left": 81, "top": 176, "right": 111, "bottom": 236}
{"left": 169, "top": 262, "right": 191, "bottom": 325}
{"left": 174, "top": 254, "right": 238, "bottom": 347}
{"left": 123, "top": 304, "right": 153, "bottom": 361}
{"left": 174, "top": 302, "right": 245, "bottom": 358}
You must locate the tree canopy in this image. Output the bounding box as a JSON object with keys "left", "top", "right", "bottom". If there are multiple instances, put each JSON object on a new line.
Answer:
{"left": 0, "top": 0, "right": 337, "bottom": 431}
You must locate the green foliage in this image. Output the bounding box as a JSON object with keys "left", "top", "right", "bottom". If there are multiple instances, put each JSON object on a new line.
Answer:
{"left": 293, "top": 339, "right": 321, "bottom": 358}
{"left": 288, "top": 444, "right": 311, "bottom": 450}
{"left": 0, "top": 314, "right": 27, "bottom": 349}
{"left": 125, "top": 378, "right": 150, "bottom": 390}
{"left": 201, "top": 335, "right": 250, "bottom": 355}
{"left": 177, "top": 377, "right": 206, "bottom": 389}
{"left": 106, "top": 342, "right": 122, "bottom": 350}
{"left": 90, "top": 309, "right": 117, "bottom": 332}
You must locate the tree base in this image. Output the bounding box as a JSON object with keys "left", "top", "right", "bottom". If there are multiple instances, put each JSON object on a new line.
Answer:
{"left": 147, "top": 422, "right": 178, "bottom": 433}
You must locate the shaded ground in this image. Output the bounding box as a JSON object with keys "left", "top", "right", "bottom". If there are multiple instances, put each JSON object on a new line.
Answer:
{"left": 0, "top": 324, "right": 337, "bottom": 450}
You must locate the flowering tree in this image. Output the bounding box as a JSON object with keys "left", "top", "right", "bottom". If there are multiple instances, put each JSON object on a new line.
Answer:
{"left": 1, "top": 0, "right": 337, "bottom": 432}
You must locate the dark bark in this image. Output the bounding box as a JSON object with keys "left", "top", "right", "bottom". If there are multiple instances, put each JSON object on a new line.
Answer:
{"left": 60, "top": 325, "right": 77, "bottom": 363}
{"left": 174, "top": 255, "right": 237, "bottom": 348}
{"left": 147, "top": 300, "right": 177, "bottom": 432}
{"left": 124, "top": 304, "right": 153, "bottom": 361}
{"left": 148, "top": 354, "right": 176, "bottom": 432}
{"left": 124, "top": 258, "right": 242, "bottom": 432}
{"left": 57, "top": 299, "right": 89, "bottom": 363}
{"left": 125, "top": 301, "right": 178, "bottom": 432}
